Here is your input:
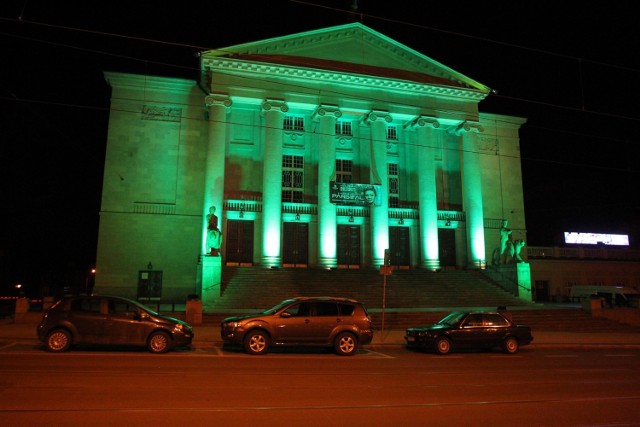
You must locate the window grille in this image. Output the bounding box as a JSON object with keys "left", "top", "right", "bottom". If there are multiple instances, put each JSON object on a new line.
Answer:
{"left": 284, "top": 116, "right": 304, "bottom": 132}
{"left": 336, "top": 159, "right": 353, "bottom": 183}
{"left": 387, "top": 125, "right": 398, "bottom": 140}
{"left": 335, "top": 121, "right": 352, "bottom": 136}
{"left": 388, "top": 163, "right": 399, "bottom": 208}
{"left": 282, "top": 155, "right": 304, "bottom": 202}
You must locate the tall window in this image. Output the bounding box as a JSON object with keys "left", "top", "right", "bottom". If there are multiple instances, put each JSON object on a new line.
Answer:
{"left": 388, "top": 163, "right": 399, "bottom": 208}
{"left": 282, "top": 155, "right": 304, "bottom": 202}
{"left": 336, "top": 159, "right": 352, "bottom": 183}
{"left": 335, "top": 120, "right": 352, "bottom": 136}
{"left": 387, "top": 125, "right": 398, "bottom": 140}
{"left": 283, "top": 116, "right": 304, "bottom": 132}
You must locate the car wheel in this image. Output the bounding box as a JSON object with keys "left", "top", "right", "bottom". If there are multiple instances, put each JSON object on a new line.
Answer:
{"left": 244, "top": 330, "right": 269, "bottom": 355}
{"left": 334, "top": 332, "right": 357, "bottom": 356}
{"left": 148, "top": 331, "right": 171, "bottom": 354}
{"left": 503, "top": 336, "right": 519, "bottom": 354}
{"left": 435, "top": 336, "right": 452, "bottom": 355}
{"left": 45, "top": 329, "right": 72, "bottom": 352}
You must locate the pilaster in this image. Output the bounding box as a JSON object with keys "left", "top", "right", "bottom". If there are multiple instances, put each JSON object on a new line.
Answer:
{"left": 314, "top": 105, "right": 342, "bottom": 268}
{"left": 260, "top": 99, "right": 288, "bottom": 267}
{"left": 365, "top": 110, "right": 392, "bottom": 267}
{"left": 455, "top": 121, "right": 486, "bottom": 269}
{"left": 410, "top": 116, "right": 440, "bottom": 270}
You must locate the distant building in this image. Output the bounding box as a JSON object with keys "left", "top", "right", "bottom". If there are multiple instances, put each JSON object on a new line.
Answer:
{"left": 94, "top": 23, "right": 528, "bottom": 303}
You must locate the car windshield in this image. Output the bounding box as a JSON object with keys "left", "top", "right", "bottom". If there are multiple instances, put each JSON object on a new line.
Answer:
{"left": 261, "top": 299, "right": 297, "bottom": 315}
{"left": 437, "top": 312, "right": 465, "bottom": 326}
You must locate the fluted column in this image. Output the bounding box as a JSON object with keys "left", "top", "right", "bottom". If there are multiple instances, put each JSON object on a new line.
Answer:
{"left": 314, "top": 105, "right": 341, "bottom": 268}
{"left": 202, "top": 94, "right": 232, "bottom": 254}
{"left": 260, "top": 99, "right": 288, "bottom": 267}
{"left": 365, "top": 110, "right": 391, "bottom": 267}
{"left": 456, "top": 121, "right": 486, "bottom": 269}
{"left": 411, "top": 116, "right": 440, "bottom": 270}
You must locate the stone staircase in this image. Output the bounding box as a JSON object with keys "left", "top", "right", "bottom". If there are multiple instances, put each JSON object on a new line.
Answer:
{"left": 214, "top": 267, "right": 532, "bottom": 311}
{"left": 202, "top": 267, "right": 639, "bottom": 333}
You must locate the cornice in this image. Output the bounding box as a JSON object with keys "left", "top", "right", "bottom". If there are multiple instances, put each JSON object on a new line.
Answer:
{"left": 202, "top": 58, "right": 487, "bottom": 101}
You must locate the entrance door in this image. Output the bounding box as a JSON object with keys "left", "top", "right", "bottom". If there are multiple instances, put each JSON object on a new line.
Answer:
{"left": 438, "top": 228, "right": 456, "bottom": 267}
{"left": 389, "top": 226, "right": 410, "bottom": 268}
{"left": 535, "top": 280, "right": 550, "bottom": 302}
{"left": 282, "top": 222, "right": 308, "bottom": 267}
{"left": 225, "top": 220, "right": 254, "bottom": 266}
{"left": 337, "top": 225, "right": 361, "bottom": 268}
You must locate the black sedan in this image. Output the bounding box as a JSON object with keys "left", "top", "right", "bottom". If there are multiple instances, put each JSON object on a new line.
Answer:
{"left": 404, "top": 311, "right": 533, "bottom": 354}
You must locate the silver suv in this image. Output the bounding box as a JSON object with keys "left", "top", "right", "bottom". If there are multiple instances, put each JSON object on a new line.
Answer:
{"left": 221, "top": 296, "right": 374, "bottom": 356}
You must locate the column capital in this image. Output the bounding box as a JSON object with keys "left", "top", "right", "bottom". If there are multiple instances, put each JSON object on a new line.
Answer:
{"left": 452, "top": 121, "right": 484, "bottom": 136}
{"left": 204, "top": 94, "right": 232, "bottom": 109}
{"left": 365, "top": 110, "right": 392, "bottom": 124}
{"left": 312, "top": 105, "right": 342, "bottom": 121}
{"left": 261, "top": 99, "right": 289, "bottom": 113}
{"left": 407, "top": 115, "right": 440, "bottom": 129}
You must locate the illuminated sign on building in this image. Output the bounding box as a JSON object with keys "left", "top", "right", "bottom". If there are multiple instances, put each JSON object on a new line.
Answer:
{"left": 564, "top": 232, "right": 630, "bottom": 246}
{"left": 330, "top": 182, "right": 382, "bottom": 206}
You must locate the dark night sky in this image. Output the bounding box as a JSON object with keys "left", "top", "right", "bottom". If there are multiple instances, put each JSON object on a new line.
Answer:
{"left": 2, "top": 0, "right": 640, "bottom": 292}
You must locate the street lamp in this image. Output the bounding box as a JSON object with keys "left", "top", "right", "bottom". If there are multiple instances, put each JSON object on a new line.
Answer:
{"left": 85, "top": 268, "right": 96, "bottom": 295}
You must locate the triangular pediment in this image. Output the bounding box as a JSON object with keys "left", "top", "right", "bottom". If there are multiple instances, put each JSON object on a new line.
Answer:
{"left": 202, "top": 22, "right": 489, "bottom": 93}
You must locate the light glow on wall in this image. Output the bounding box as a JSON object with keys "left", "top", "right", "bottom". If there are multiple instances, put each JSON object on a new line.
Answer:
{"left": 564, "top": 232, "right": 629, "bottom": 246}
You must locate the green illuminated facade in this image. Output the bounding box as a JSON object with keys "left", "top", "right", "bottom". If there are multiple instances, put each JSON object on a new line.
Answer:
{"left": 94, "top": 23, "right": 527, "bottom": 302}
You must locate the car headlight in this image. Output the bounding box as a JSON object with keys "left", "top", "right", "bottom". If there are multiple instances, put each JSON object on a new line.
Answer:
{"left": 174, "top": 323, "right": 185, "bottom": 332}
{"left": 225, "top": 322, "right": 242, "bottom": 329}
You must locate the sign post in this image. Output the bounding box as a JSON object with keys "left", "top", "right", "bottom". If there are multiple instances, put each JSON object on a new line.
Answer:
{"left": 380, "top": 249, "right": 392, "bottom": 336}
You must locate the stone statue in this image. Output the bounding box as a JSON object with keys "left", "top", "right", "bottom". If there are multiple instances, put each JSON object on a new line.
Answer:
{"left": 513, "top": 239, "right": 526, "bottom": 263}
{"left": 500, "top": 219, "right": 513, "bottom": 264}
{"left": 206, "top": 206, "right": 222, "bottom": 256}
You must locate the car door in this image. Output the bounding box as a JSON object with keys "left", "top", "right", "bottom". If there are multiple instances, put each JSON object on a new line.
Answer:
{"left": 273, "top": 301, "right": 315, "bottom": 344}
{"left": 66, "top": 297, "right": 107, "bottom": 344}
{"left": 455, "top": 313, "right": 486, "bottom": 349}
{"left": 481, "top": 313, "right": 510, "bottom": 347}
{"left": 105, "top": 299, "right": 149, "bottom": 346}
{"left": 309, "top": 301, "right": 341, "bottom": 343}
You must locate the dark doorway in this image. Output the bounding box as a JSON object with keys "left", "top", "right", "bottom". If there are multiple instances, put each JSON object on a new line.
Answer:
{"left": 282, "top": 222, "right": 309, "bottom": 267}
{"left": 389, "top": 226, "right": 410, "bottom": 268}
{"left": 337, "top": 225, "right": 361, "bottom": 268}
{"left": 225, "top": 220, "right": 254, "bottom": 266}
{"left": 438, "top": 228, "right": 456, "bottom": 267}
{"left": 534, "top": 280, "right": 550, "bottom": 302}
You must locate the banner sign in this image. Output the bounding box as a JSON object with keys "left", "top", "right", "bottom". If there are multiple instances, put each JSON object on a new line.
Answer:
{"left": 330, "top": 182, "right": 382, "bottom": 206}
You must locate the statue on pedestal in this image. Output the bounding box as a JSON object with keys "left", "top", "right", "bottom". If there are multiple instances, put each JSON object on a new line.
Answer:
{"left": 206, "top": 206, "right": 222, "bottom": 256}
{"left": 499, "top": 219, "right": 513, "bottom": 264}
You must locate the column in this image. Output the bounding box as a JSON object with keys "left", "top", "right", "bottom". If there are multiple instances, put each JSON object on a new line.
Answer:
{"left": 365, "top": 110, "right": 391, "bottom": 267}
{"left": 412, "top": 116, "right": 440, "bottom": 270}
{"left": 202, "top": 94, "right": 232, "bottom": 254}
{"left": 456, "top": 121, "right": 486, "bottom": 269}
{"left": 314, "top": 105, "right": 341, "bottom": 268}
{"left": 261, "top": 99, "right": 288, "bottom": 267}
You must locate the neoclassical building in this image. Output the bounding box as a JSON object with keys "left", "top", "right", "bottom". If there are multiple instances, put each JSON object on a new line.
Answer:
{"left": 94, "top": 23, "right": 528, "bottom": 306}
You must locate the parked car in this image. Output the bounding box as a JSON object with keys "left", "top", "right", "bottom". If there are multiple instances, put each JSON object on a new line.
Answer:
{"left": 221, "top": 296, "right": 374, "bottom": 356}
{"left": 404, "top": 311, "right": 533, "bottom": 355}
{"left": 36, "top": 295, "right": 194, "bottom": 353}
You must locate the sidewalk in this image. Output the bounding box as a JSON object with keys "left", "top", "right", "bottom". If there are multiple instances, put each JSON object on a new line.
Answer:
{"left": 3, "top": 315, "right": 640, "bottom": 349}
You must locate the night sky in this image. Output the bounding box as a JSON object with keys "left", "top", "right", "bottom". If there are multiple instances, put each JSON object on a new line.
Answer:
{"left": 2, "top": 1, "right": 639, "bottom": 293}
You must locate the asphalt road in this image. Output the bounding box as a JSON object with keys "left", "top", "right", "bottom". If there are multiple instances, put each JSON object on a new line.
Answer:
{"left": 2, "top": 344, "right": 639, "bottom": 426}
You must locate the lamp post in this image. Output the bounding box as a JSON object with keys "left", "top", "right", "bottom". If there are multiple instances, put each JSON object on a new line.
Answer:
{"left": 85, "top": 268, "right": 96, "bottom": 295}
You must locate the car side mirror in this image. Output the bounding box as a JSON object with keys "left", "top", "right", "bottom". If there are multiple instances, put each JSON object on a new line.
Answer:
{"left": 280, "top": 312, "right": 291, "bottom": 318}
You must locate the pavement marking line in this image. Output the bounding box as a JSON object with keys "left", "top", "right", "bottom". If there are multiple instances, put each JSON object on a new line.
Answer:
{"left": 0, "top": 342, "right": 18, "bottom": 351}
{"left": 545, "top": 354, "right": 579, "bottom": 358}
